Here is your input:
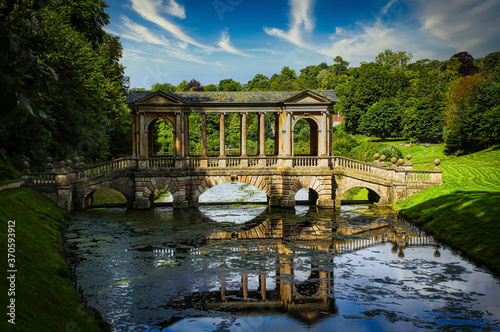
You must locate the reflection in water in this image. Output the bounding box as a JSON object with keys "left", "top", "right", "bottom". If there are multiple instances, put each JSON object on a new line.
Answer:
{"left": 66, "top": 205, "right": 500, "bottom": 331}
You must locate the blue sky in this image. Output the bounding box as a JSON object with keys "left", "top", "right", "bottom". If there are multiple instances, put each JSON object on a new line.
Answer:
{"left": 104, "top": 0, "right": 500, "bottom": 89}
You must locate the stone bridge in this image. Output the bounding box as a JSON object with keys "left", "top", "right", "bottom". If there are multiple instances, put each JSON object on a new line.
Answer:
{"left": 21, "top": 89, "right": 442, "bottom": 211}
{"left": 21, "top": 154, "right": 442, "bottom": 212}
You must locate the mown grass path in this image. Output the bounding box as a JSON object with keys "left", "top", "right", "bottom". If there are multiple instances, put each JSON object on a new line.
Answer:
{"left": 396, "top": 146, "right": 500, "bottom": 276}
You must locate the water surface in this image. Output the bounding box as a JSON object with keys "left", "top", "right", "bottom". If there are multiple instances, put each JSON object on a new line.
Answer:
{"left": 66, "top": 203, "right": 500, "bottom": 331}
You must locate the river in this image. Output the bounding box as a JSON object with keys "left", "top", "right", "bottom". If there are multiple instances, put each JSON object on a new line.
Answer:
{"left": 66, "top": 184, "right": 500, "bottom": 331}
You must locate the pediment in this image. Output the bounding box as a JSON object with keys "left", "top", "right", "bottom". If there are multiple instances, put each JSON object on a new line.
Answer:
{"left": 283, "top": 90, "right": 331, "bottom": 104}
{"left": 136, "top": 91, "right": 182, "bottom": 105}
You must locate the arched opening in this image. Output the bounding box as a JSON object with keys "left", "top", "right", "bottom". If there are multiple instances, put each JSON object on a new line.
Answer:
{"left": 198, "top": 182, "right": 268, "bottom": 223}
{"left": 340, "top": 187, "right": 381, "bottom": 204}
{"left": 295, "top": 188, "right": 319, "bottom": 205}
{"left": 149, "top": 118, "right": 175, "bottom": 157}
{"left": 188, "top": 113, "right": 201, "bottom": 156}
{"left": 247, "top": 113, "right": 258, "bottom": 155}
{"left": 85, "top": 188, "right": 127, "bottom": 208}
{"left": 224, "top": 113, "right": 241, "bottom": 156}
{"left": 293, "top": 118, "right": 319, "bottom": 156}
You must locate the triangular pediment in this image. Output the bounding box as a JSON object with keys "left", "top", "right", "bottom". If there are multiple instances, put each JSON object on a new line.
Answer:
{"left": 136, "top": 91, "right": 183, "bottom": 105}
{"left": 283, "top": 90, "right": 331, "bottom": 104}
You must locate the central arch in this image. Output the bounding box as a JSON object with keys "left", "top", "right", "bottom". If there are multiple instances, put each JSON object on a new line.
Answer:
{"left": 293, "top": 117, "right": 319, "bottom": 156}
{"left": 192, "top": 175, "right": 272, "bottom": 205}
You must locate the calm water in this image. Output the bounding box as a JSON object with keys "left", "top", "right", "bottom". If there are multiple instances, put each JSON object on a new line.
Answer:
{"left": 66, "top": 186, "right": 500, "bottom": 332}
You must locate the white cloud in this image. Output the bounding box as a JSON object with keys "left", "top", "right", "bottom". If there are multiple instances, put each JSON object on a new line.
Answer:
{"left": 264, "top": 0, "right": 316, "bottom": 47}
{"left": 217, "top": 30, "right": 252, "bottom": 57}
{"left": 164, "top": 0, "right": 186, "bottom": 19}
{"left": 117, "top": 16, "right": 170, "bottom": 46}
{"left": 129, "top": 0, "right": 209, "bottom": 49}
{"left": 417, "top": 0, "right": 500, "bottom": 53}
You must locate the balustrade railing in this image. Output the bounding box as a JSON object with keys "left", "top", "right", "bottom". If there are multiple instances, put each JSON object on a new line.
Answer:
{"left": 26, "top": 173, "right": 57, "bottom": 185}
{"left": 21, "top": 155, "right": 442, "bottom": 192}
{"left": 266, "top": 158, "right": 278, "bottom": 167}
{"left": 227, "top": 158, "right": 241, "bottom": 167}
{"left": 406, "top": 171, "right": 431, "bottom": 182}
{"left": 149, "top": 155, "right": 174, "bottom": 168}
{"left": 293, "top": 157, "right": 318, "bottom": 167}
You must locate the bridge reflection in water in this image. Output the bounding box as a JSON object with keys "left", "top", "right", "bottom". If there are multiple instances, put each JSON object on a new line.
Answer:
{"left": 150, "top": 213, "right": 436, "bottom": 327}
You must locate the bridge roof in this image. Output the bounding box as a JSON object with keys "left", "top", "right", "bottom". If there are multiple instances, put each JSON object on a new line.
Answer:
{"left": 127, "top": 89, "right": 337, "bottom": 105}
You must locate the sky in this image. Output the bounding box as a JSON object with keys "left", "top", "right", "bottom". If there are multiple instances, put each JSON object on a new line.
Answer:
{"left": 104, "top": 0, "right": 500, "bottom": 89}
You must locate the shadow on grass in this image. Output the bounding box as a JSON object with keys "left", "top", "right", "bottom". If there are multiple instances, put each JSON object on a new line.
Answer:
{"left": 400, "top": 191, "right": 500, "bottom": 276}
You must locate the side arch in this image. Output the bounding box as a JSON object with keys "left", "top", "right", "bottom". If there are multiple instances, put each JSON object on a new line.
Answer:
{"left": 145, "top": 115, "right": 177, "bottom": 157}
{"left": 336, "top": 180, "right": 390, "bottom": 204}
{"left": 80, "top": 180, "right": 135, "bottom": 209}
{"left": 286, "top": 175, "right": 334, "bottom": 207}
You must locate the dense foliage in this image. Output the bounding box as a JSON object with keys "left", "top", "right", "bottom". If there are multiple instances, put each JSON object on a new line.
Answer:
{"left": 0, "top": 0, "right": 130, "bottom": 176}
{"left": 1, "top": 0, "right": 499, "bottom": 180}
{"left": 143, "top": 50, "right": 499, "bottom": 159}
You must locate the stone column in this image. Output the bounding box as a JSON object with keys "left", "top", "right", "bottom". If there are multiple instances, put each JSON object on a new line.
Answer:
{"left": 175, "top": 113, "right": 182, "bottom": 157}
{"left": 184, "top": 113, "right": 190, "bottom": 157}
{"left": 258, "top": 112, "right": 266, "bottom": 156}
{"left": 219, "top": 113, "right": 225, "bottom": 157}
{"left": 201, "top": 112, "right": 207, "bottom": 157}
{"left": 240, "top": 112, "right": 247, "bottom": 157}
{"left": 274, "top": 113, "right": 280, "bottom": 156}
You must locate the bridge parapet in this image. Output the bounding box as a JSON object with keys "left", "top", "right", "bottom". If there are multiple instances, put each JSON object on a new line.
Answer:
{"left": 21, "top": 155, "right": 442, "bottom": 212}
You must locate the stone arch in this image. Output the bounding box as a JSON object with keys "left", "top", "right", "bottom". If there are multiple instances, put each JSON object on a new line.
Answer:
{"left": 136, "top": 176, "right": 184, "bottom": 207}
{"left": 337, "top": 181, "right": 389, "bottom": 204}
{"left": 292, "top": 116, "right": 320, "bottom": 156}
{"left": 192, "top": 175, "right": 272, "bottom": 203}
{"left": 287, "top": 175, "right": 333, "bottom": 206}
{"left": 146, "top": 115, "right": 177, "bottom": 157}
{"left": 81, "top": 181, "right": 134, "bottom": 209}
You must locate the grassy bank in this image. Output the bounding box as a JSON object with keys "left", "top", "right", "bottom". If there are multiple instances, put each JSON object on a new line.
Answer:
{"left": 396, "top": 145, "right": 500, "bottom": 275}
{"left": 0, "top": 188, "right": 109, "bottom": 331}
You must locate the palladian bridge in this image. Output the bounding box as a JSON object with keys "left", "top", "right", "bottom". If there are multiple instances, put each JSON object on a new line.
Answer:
{"left": 21, "top": 89, "right": 442, "bottom": 212}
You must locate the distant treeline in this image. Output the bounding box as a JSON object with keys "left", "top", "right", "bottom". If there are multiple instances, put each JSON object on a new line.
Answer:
{"left": 139, "top": 50, "right": 500, "bottom": 159}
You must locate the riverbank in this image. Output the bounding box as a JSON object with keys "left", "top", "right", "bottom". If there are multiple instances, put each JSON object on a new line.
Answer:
{"left": 396, "top": 145, "right": 500, "bottom": 276}
{"left": 0, "top": 188, "right": 110, "bottom": 331}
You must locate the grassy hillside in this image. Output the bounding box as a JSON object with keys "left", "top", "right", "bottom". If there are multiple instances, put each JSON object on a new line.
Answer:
{"left": 0, "top": 188, "right": 109, "bottom": 332}
{"left": 396, "top": 145, "right": 500, "bottom": 275}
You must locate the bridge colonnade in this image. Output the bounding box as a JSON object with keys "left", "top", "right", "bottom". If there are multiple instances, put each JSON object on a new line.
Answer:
{"left": 20, "top": 90, "right": 443, "bottom": 212}
{"left": 131, "top": 90, "right": 335, "bottom": 168}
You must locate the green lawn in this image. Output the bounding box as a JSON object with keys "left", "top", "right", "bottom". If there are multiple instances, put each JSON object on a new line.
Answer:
{"left": 0, "top": 188, "right": 110, "bottom": 331}
{"left": 396, "top": 145, "right": 500, "bottom": 275}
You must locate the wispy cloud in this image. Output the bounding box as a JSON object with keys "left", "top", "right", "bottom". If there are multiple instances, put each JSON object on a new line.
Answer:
{"left": 116, "top": 16, "right": 170, "bottom": 46}
{"left": 129, "top": 0, "right": 209, "bottom": 49}
{"left": 217, "top": 30, "right": 252, "bottom": 57}
{"left": 164, "top": 0, "right": 186, "bottom": 19}
{"left": 111, "top": 16, "right": 211, "bottom": 65}
{"left": 264, "top": 0, "right": 316, "bottom": 47}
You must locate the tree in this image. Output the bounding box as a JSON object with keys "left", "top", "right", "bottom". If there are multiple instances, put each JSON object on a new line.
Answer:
{"left": 484, "top": 51, "right": 500, "bottom": 72}
{"left": 444, "top": 73, "right": 500, "bottom": 154}
{"left": 375, "top": 49, "right": 413, "bottom": 69}
{"left": 218, "top": 78, "right": 243, "bottom": 91}
{"left": 184, "top": 79, "right": 204, "bottom": 91}
{"left": 204, "top": 84, "right": 218, "bottom": 91}
{"left": 0, "top": 0, "right": 129, "bottom": 172}
{"left": 152, "top": 83, "right": 175, "bottom": 93}
{"left": 441, "top": 52, "right": 478, "bottom": 76}
{"left": 358, "top": 99, "right": 403, "bottom": 141}
{"left": 247, "top": 74, "right": 270, "bottom": 91}
{"left": 332, "top": 56, "right": 349, "bottom": 75}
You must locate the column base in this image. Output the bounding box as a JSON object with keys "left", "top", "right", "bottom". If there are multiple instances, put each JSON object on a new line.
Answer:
{"left": 133, "top": 199, "right": 151, "bottom": 210}
{"left": 316, "top": 198, "right": 335, "bottom": 209}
